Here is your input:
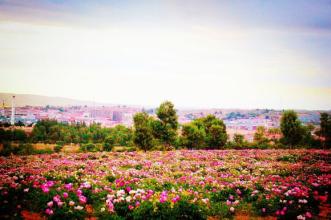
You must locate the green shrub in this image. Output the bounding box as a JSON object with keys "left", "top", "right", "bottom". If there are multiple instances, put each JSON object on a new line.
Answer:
{"left": 17, "top": 143, "right": 35, "bottom": 155}
{"left": 106, "top": 175, "right": 116, "bottom": 183}
{"left": 209, "top": 202, "right": 232, "bottom": 219}
{"left": 277, "top": 154, "right": 300, "bottom": 163}
{"left": 54, "top": 145, "right": 63, "bottom": 153}
{"left": 33, "top": 148, "right": 53, "bottom": 154}
{"left": 0, "top": 142, "right": 15, "bottom": 156}
{"left": 80, "top": 143, "right": 99, "bottom": 152}
{"left": 103, "top": 142, "right": 113, "bottom": 151}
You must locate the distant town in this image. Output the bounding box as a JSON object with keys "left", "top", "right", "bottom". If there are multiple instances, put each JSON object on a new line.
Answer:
{"left": 0, "top": 94, "right": 324, "bottom": 141}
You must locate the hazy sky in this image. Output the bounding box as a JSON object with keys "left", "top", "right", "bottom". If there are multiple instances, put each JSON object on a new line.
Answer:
{"left": 0, "top": 0, "right": 331, "bottom": 110}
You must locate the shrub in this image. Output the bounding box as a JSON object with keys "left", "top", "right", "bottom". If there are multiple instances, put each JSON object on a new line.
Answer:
{"left": 54, "top": 145, "right": 63, "bottom": 153}
{"left": 0, "top": 142, "right": 15, "bottom": 156}
{"left": 80, "top": 143, "right": 99, "bottom": 152}
{"left": 17, "top": 143, "right": 35, "bottom": 155}
{"left": 103, "top": 142, "right": 113, "bottom": 152}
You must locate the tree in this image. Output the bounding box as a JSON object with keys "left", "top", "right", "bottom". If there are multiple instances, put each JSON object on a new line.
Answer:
{"left": 233, "top": 133, "right": 245, "bottom": 147}
{"left": 253, "top": 126, "right": 268, "bottom": 144}
{"left": 319, "top": 113, "right": 331, "bottom": 148}
{"left": 12, "top": 129, "right": 27, "bottom": 141}
{"left": 133, "top": 112, "right": 154, "bottom": 151}
{"left": 181, "top": 123, "right": 205, "bottom": 149}
{"left": 110, "top": 125, "right": 133, "bottom": 146}
{"left": 156, "top": 101, "right": 178, "bottom": 129}
{"left": 280, "top": 110, "right": 304, "bottom": 147}
{"left": 154, "top": 101, "right": 179, "bottom": 148}
{"left": 193, "top": 115, "right": 227, "bottom": 149}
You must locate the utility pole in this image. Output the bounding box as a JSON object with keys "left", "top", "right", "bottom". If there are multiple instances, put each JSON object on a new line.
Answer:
{"left": 10, "top": 95, "right": 15, "bottom": 126}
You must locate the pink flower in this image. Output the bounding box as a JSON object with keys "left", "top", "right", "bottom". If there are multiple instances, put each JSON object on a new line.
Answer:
{"left": 45, "top": 208, "right": 53, "bottom": 215}
{"left": 47, "top": 201, "right": 53, "bottom": 207}
{"left": 63, "top": 192, "right": 68, "bottom": 198}
{"left": 65, "top": 183, "right": 73, "bottom": 191}
{"left": 305, "top": 212, "right": 312, "bottom": 218}
{"left": 172, "top": 195, "right": 180, "bottom": 203}
{"left": 46, "top": 181, "right": 54, "bottom": 187}
{"left": 128, "top": 205, "right": 134, "bottom": 210}
{"left": 159, "top": 191, "right": 168, "bottom": 203}
{"left": 79, "top": 195, "right": 87, "bottom": 204}
{"left": 77, "top": 189, "right": 83, "bottom": 196}
{"left": 262, "top": 208, "right": 266, "bottom": 213}
{"left": 41, "top": 185, "right": 49, "bottom": 193}
{"left": 107, "top": 201, "right": 114, "bottom": 212}
{"left": 230, "top": 207, "right": 235, "bottom": 212}
{"left": 53, "top": 195, "right": 61, "bottom": 203}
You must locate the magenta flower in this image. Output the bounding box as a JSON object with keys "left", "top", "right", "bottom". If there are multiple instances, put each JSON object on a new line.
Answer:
{"left": 63, "top": 192, "right": 68, "bottom": 198}
{"left": 79, "top": 195, "right": 87, "bottom": 204}
{"left": 45, "top": 208, "right": 53, "bottom": 215}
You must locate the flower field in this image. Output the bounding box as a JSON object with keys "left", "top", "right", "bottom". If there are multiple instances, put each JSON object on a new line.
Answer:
{"left": 0, "top": 149, "right": 330, "bottom": 219}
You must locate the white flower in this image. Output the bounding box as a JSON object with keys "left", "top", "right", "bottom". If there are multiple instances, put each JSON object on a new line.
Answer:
{"left": 100, "top": 207, "right": 105, "bottom": 212}
{"left": 74, "top": 205, "right": 84, "bottom": 210}
{"left": 230, "top": 207, "right": 235, "bottom": 212}
{"left": 117, "top": 190, "right": 125, "bottom": 197}
{"left": 126, "top": 196, "right": 132, "bottom": 202}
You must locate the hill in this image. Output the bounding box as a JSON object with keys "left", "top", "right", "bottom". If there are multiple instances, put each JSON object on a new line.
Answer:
{"left": 0, "top": 93, "right": 107, "bottom": 107}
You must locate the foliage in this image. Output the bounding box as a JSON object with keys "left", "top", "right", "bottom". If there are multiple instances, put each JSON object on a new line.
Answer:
{"left": 280, "top": 110, "right": 305, "bottom": 147}
{"left": 152, "top": 101, "right": 179, "bottom": 148}
{"left": 133, "top": 112, "right": 154, "bottom": 151}
{"left": 0, "top": 128, "right": 27, "bottom": 142}
{"left": 319, "top": 113, "right": 331, "bottom": 147}
{"left": 253, "top": 126, "right": 268, "bottom": 144}
{"left": 80, "top": 143, "right": 99, "bottom": 152}
{"left": 181, "top": 123, "right": 206, "bottom": 149}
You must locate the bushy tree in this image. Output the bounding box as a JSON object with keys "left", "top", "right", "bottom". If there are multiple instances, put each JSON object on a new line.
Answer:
{"left": 193, "top": 115, "right": 227, "bottom": 149}
{"left": 133, "top": 112, "right": 154, "bottom": 151}
{"left": 156, "top": 101, "right": 178, "bottom": 130}
{"left": 253, "top": 126, "right": 268, "bottom": 144}
{"left": 110, "top": 125, "right": 133, "bottom": 146}
{"left": 153, "top": 101, "right": 178, "bottom": 148}
{"left": 181, "top": 123, "right": 205, "bottom": 149}
{"left": 280, "top": 110, "right": 304, "bottom": 147}
{"left": 233, "top": 133, "right": 245, "bottom": 147}
{"left": 319, "top": 113, "right": 331, "bottom": 148}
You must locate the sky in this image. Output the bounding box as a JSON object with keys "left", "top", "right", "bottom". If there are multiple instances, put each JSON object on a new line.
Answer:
{"left": 0, "top": 0, "right": 331, "bottom": 110}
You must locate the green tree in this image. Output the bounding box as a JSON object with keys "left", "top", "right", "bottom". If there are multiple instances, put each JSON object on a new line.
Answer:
{"left": 181, "top": 123, "right": 206, "bottom": 149}
{"left": 12, "top": 129, "right": 27, "bottom": 142}
{"left": 233, "top": 133, "right": 245, "bottom": 147}
{"left": 154, "top": 101, "right": 179, "bottom": 148}
{"left": 319, "top": 113, "right": 331, "bottom": 148}
{"left": 133, "top": 112, "right": 154, "bottom": 151}
{"left": 193, "top": 115, "right": 227, "bottom": 149}
{"left": 280, "top": 110, "right": 304, "bottom": 147}
{"left": 253, "top": 126, "right": 268, "bottom": 144}
{"left": 111, "top": 125, "right": 133, "bottom": 146}
{"left": 156, "top": 101, "right": 178, "bottom": 129}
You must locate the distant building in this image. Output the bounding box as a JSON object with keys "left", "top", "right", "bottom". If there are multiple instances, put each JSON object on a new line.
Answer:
{"left": 112, "top": 111, "right": 123, "bottom": 122}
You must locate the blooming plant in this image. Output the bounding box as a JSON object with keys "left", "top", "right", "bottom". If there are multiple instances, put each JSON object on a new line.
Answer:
{"left": 0, "top": 149, "right": 330, "bottom": 219}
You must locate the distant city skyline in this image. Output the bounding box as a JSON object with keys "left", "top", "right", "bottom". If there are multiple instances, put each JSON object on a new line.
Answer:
{"left": 1, "top": 1, "right": 331, "bottom": 110}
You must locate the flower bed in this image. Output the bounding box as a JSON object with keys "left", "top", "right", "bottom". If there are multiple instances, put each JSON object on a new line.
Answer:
{"left": 0, "top": 149, "right": 330, "bottom": 219}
